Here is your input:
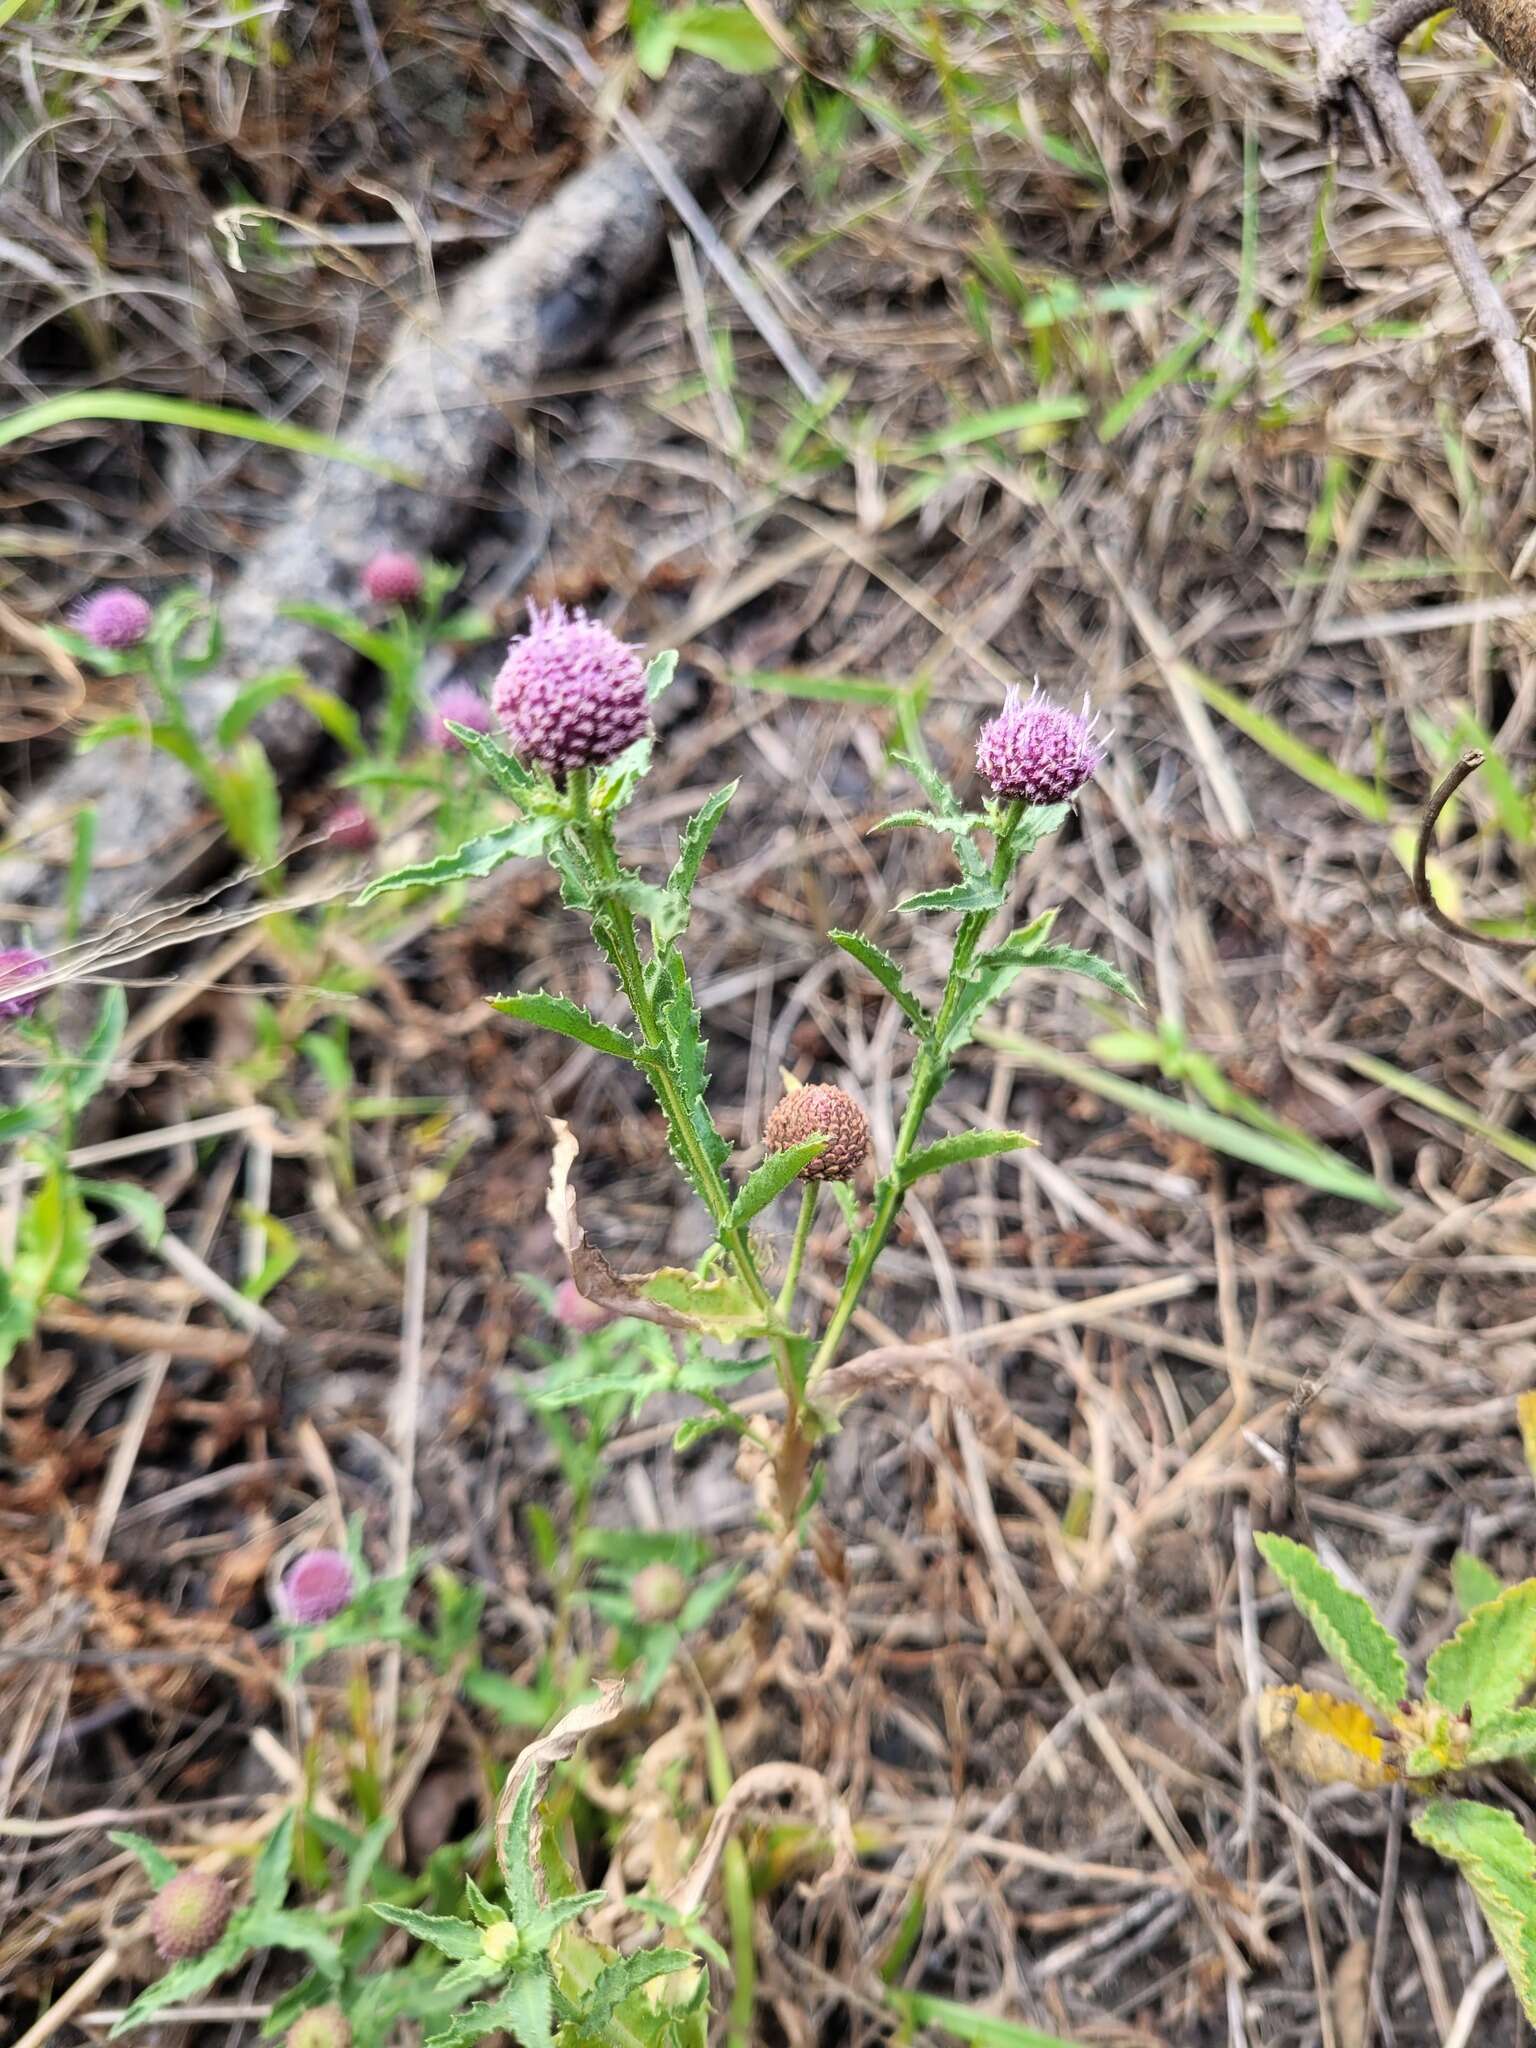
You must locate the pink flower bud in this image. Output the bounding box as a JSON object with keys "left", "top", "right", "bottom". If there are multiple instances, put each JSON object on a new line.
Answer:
{"left": 72, "top": 587, "right": 152, "bottom": 650}
{"left": 280, "top": 1548, "right": 355, "bottom": 1625}
{"left": 554, "top": 1278, "right": 613, "bottom": 1334}
{"left": 425, "top": 682, "right": 492, "bottom": 753}
{"left": 0, "top": 946, "right": 49, "bottom": 1020}
{"left": 151, "top": 1871, "right": 233, "bottom": 1960}
{"left": 362, "top": 551, "right": 424, "bottom": 606}
{"left": 324, "top": 799, "right": 377, "bottom": 852}
{"left": 493, "top": 603, "right": 649, "bottom": 776}
{"left": 976, "top": 685, "right": 1104, "bottom": 805}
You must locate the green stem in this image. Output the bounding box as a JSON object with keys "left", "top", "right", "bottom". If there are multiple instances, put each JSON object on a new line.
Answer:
{"left": 774, "top": 1182, "right": 820, "bottom": 1324}
{"left": 807, "top": 800, "right": 1025, "bottom": 1386}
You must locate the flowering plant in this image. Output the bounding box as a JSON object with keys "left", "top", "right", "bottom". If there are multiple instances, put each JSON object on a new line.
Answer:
{"left": 362, "top": 606, "right": 1136, "bottom": 1545}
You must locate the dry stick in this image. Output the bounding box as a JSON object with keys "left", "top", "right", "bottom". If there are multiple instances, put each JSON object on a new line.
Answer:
{"left": 1298, "top": 0, "right": 1532, "bottom": 424}
{"left": 1412, "top": 750, "right": 1535, "bottom": 952}
{"left": 1364, "top": 1782, "right": 1407, "bottom": 2048}
{"left": 378, "top": 1197, "right": 428, "bottom": 1787}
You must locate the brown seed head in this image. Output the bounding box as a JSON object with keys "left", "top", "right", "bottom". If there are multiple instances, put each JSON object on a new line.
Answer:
{"left": 764, "top": 1084, "right": 868, "bottom": 1182}
{"left": 287, "top": 2006, "right": 352, "bottom": 2048}
{"left": 631, "top": 1562, "right": 688, "bottom": 1625}
{"left": 150, "top": 1870, "right": 234, "bottom": 1960}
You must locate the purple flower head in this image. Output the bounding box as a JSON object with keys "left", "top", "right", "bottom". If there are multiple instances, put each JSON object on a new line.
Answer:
{"left": 362, "top": 551, "right": 423, "bottom": 606}
{"left": 553, "top": 1277, "right": 614, "bottom": 1334}
{"left": 281, "top": 1548, "right": 355, "bottom": 1626}
{"left": 976, "top": 684, "right": 1104, "bottom": 805}
{"left": 493, "top": 603, "right": 649, "bottom": 776}
{"left": 73, "top": 586, "right": 152, "bottom": 651}
{"left": 0, "top": 947, "right": 49, "bottom": 1020}
{"left": 325, "top": 798, "right": 377, "bottom": 852}
{"left": 426, "top": 681, "right": 492, "bottom": 753}
{"left": 151, "top": 1871, "right": 234, "bottom": 1961}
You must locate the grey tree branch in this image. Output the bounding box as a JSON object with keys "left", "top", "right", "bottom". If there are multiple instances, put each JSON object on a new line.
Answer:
{"left": 1300, "top": 0, "right": 1532, "bottom": 424}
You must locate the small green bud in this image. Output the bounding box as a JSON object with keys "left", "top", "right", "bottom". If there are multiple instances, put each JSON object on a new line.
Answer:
{"left": 287, "top": 2005, "right": 352, "bottom": 2048}
{"left": 631, "top": 1562, "right": 687, "bottom": 1625}
{"left": 482, "top": 1920, "right": 521, "bottom": 1965}
{"left": 150, "top": 1870, "right": 234, "bottom": 1960}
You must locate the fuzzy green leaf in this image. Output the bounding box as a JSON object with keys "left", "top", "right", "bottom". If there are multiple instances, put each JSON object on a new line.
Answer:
{"left": 239, "top": 1905, "right": 342, "bottom": 1976}
{"left": 655, "top": 953, "right": 730, "bottom": 1192}
{"left": 488, "top": 991, "right": 643, "bottom": 1062}
{"left": 827, "top": 929, "right": 926, "bottom": 1028}
{"left": 1412, "top": 1799, "right": 1536, "bottom": 2021}
{"left": 1019, "top": 943, "right": 1142, "bottom": 1004}
{"left": 896, "top": 879, "right": 1005, "bottom": 916}
{"left": 891, "top": 748, "right": 964, "bottom": 820}
{"left": 1254, "top": 1533, "right": 1407, "bottom": 1714}
{"left": 522, "top": 1891, "right": 607, "bottom": 1951}
{"left": 500, "top": 1766, "right": 540, "bottom": 1926}
{"left": 1469, "top": 1708, "right": 1536, "bottom": 1765}
{"left": 356, "top": 818, "right": 554, "bottom": 903}
{"left": 727, "top": 1139, "right": 827, "bottom": 1226}
{"left": 453, "top": 727, "right": 541, "bottom": 805}
{"left": 370, "top": 1902, "right": 487, "bottom": 1961}
{"left": 580, "top": 1949, "right": 695, "bottom": 2027}
{"left": 1455, "top": 1552, "right": 1507, "bottom": 1618}
{"left": 108, "top": 1829, "right": 178, "bottom": 1887}
{"left": 900, "top": 1129, "right": 1037, "bottom": 1187}
{"left": 1427, "top": 1579, "right": 1536, "bottom": 1718}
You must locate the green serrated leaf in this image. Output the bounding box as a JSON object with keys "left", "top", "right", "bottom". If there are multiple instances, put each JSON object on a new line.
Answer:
{"left": 1455, "top": 1552, "right": 1507, "bottom": 1618}
{"left": 891, "top": 747, "right": 963, "bottom": 819}
{"left": 1469, "top": 1707, "right": 1536, "bottom": 1765}
{"left": 655, "top": 954, "right": 730, "bottom": 1192}
{"left": 896, "top": 879, "right": 1005, "bottom": 916}
{"left": 827, "top": 929, "right": 926, "bottom": 1028}
{"left": 1427, "top": 1580, "right": 1536, "bottom": 1717}
{"left": 1412, "top": 1799, "right": 1536, "bottom": 2021}
{"left": 1254, "top": 1533, "right": 1407, "bottom": 1714}
{"left": 108, "top": 1932, "right": 249, "bottom": 2034}
{"left": 645, "top": 650, "right": 679, "bottom": 702}
{"left": 667, "top": 781, "right": 737, "bottom": 906}
{"left": 240, "top": 1905, "right": 342, "bottom": 1976}
{"left": 523, "top": 1891, "right": 607, "bottom": 1951}
{"left": 674, "top": 1412, "right": 731, "bottom": 1451}
{"left": 107, "top": 1829, "right": 178, "bottom": 1887}
{"left": 581, "top": 1949, "right": 695, "bottom": 2027}
{"left": 488, "top": 991, "right": 643, "bottom": 1062}
{"left": 370, "top": 1902, "right": 487, "bottom": 1961}
{"left": 1011, "top": 943, "right": 1142, "bottom": 1004}
{"left": 727, "top": 1139, "right": 827, "bottom": 1226}
{"left": 900, "top": 1129, "right": 1036, "bottom": 1186}
{"left": 500, "top": 1768, "right": 540, "bottom": 1926}
{"left": 455, "top": 726, "right": 541, "bottom": 804}
{"left": 356, "top": 818, "right": 554, "bottom": 904}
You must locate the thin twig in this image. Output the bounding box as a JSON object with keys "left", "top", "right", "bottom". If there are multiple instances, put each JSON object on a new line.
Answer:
{"left": 1413, "top": 750, "right": 1534, "bottom": 953}
{"left": 1364, "top": 1781, "right": 1406, "bottom": 2048}
{"left": 1298, "top": 0, "right": 1532, "bottom": 424}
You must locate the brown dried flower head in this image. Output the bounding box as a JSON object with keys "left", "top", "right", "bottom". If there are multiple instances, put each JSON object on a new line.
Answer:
{"left": 764, "top": 1083, "right": 869, "bottom": 1182}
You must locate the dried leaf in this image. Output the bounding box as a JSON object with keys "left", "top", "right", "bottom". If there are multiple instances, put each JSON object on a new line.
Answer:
{"left": 1330, "top": 1936, "right": 1372, "bottom": 2048}
{"left": 495, "top": 1679, "right": 626, "bottom": 1900}
{"left": 666, "top": 1763, "right": 856, "bottom": 1919}
{"left": 1258, "top": 1686, "right": 1397, "bottom": 1790}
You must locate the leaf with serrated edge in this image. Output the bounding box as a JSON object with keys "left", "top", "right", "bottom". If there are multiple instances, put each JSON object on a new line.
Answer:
{"left": 1254, "top": 1533, "right": 1407, "bottom": 1714}
{"left": 495, "top": 1681, "right": 626, "bottom": 1910}
{"left": 1428, "top": 1580, "right": 1536, "bottom": 1717}
{"left": 1006, "top": 942, "right": 1142, "bottom": 1005}
{"left": 900, "top": 1130, "right": 1036, "bottom": 1186}
{"left": 1412, "top": 1799, "right": 1536, "bottom": 2022}
{"left": 357, "top": 818, "right": 553, "bottom": 904}
{"left": 827, "top": 929, "right": 926, "bottom": 1028}
{"left": 370, "top": 1902, "right": 486, "bottom": 1961}
{"left": 645, "top": 650, "right": 678, "bottom": 702}
{"left": 108, "top": 1829, "right": 177, "bottom": 1887}
{"left": 582, "top": 1950, "right": 695, "bottom": 2026}
{"left": 488, "top": 992, "right": 642, "bottom": 1062}
{"left": 1469, "top": 1708, "right": 1536, "bottom": 1765}
{"left": 668, "top": 782, "right": 737, "bottom": 904}
{"left": 897, "top": 879, "right": 1004, "bottom": 916}
{"left": 728, "top": 1139, "right": 827, "bottom": 1226}
{"left": 1454, "top": 1551, "right": 1507, "bottom": 1618}
{"left": 1257, "top": 1687, "right": 1396, "bottom": 1790}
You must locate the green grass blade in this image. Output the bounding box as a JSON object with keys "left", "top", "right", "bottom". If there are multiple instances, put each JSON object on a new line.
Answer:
{"left": 0, "top": 392, "right": 420, "bottom": 484}
{"left": 1342, "top": 1051, "right": 1536, "bottom": 1174}
{"left": 731, "top": 669, "right": 927, "bottom": 708}
{"left": 976, "top": 1028, "right": 1398, "bottom": 1210}
{"left": 1185, "top": 668, "right": 1390, "bottom": 821}
{"left": 887, "top": 1989, "right": 1085, "bottom": 2048}
{"left": 1098, "top": 321, "right": 1211, "bottom": 442}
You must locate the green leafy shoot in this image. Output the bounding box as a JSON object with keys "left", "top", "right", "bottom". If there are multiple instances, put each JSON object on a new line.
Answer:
{"left": 1254, "top": 1532, "right": 1407, "bottom": 1714}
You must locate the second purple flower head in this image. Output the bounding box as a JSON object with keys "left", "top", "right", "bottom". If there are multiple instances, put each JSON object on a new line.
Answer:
{"left": 493, "top": 602, "right": 649, "bottom": 776}
{"left": 73, "top": 587, "right": 152, "bottom": 651}
{"left": 280, "top": 1548, "right": 355, "bottom": 1626}
{"left": 426, "top": 681, "right": 492, "bottom": 753}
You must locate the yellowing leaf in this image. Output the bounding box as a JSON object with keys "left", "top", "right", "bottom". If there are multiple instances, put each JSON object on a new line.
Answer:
{"left": 1258, "top": 1687, "right": 1397, "bottom": 1790}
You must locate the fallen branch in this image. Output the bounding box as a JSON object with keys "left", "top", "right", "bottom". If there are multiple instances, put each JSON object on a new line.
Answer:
{"left": 0, "top": 62, "right": 775, "bottom": 939}
{"left": 1300, "top": 0, "right": 1532, "bottom": 424}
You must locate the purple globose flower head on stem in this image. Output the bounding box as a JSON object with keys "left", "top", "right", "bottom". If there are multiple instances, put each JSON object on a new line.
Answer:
{"left": 151, "top": 1871, "right": 234, "bottom": 1961}
{"left": 976, "top": 683, "right": 1104, "bottom": 806}
{"left": 493, "top": 602, "right": 649, "bottom": 776}
{"left": 0, "top": 947, "right": 49, "bottom": 1020}
{"left": 361, "top": 550, "right": 424, "bottom": 606}
{"left": 73, "top": 587, "right": 152, "bottom": 651}
{"left": 280, "top": 1548, "right": 355, "bottom": 1626}
{"left": 426, "top": 681, "right": 492, "bottom": 753}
